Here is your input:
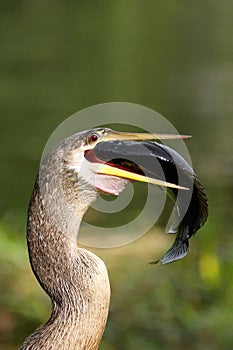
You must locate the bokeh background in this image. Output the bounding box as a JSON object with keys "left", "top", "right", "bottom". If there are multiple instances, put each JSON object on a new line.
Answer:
{"left": 0, "top": 1, "right": 232, "bottom": 349}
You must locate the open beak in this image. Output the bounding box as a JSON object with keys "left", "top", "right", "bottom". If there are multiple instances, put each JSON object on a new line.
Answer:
{"left": 83, "top": 129, "right": 208, "bottom": 265}
{"left": 85, "top": 130, "right": 190, "bottom": 191}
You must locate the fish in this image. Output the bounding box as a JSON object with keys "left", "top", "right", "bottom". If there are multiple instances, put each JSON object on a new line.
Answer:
{"left": 93, "top": 139, "right": 209, "bottom": 265}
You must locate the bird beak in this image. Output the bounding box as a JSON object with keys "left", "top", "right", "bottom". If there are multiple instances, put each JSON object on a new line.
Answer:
{"left": 102, "top": 130, "right": 191, "bottom": 142}
{"left": 94, "top": 164, "right": 188, "bottom": 190}
{"left": 85, "top": 130, "right": 190, "bottom": 191}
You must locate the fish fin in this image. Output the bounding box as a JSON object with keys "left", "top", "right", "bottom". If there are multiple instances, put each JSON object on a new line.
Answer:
{"left": 149, "top": 239, "right": 189, "bottom": 265}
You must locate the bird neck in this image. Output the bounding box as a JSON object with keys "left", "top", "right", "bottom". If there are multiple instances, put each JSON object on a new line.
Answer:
{"left": 22, "top": 178, "right": 110, "bottom": 350}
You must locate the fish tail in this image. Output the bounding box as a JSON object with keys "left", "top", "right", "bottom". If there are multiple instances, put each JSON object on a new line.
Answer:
{"left": 149, "top": 239, "right": 189, "bottom": 265}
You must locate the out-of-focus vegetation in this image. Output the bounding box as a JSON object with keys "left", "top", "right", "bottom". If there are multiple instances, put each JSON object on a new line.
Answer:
{"left": 0, "top": 1, "right": 232, "bottom": 349}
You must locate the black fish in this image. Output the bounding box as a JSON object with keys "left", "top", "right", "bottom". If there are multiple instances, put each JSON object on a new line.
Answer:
{"left": 93, "top": 140, "right": 208, "bottom": 265}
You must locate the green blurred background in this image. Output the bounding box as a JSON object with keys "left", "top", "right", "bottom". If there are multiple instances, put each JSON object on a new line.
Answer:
{"left": 0, "top": 1, "right": 232, "bottom": 349}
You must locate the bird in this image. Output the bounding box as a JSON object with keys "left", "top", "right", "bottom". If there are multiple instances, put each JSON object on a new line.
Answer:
{"left": 21, "top": 127, "right": 205, "bottom": 350}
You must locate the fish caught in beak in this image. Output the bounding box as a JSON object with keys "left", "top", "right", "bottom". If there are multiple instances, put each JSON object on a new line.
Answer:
{"left": 83, "top": 128, "right": 208, "bottom": 265}
{"left": 84, "top": 128, "right": 190, "bottom": 191}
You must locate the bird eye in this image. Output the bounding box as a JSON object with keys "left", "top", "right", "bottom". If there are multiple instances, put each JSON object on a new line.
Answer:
{"left": 87, "top": 133, "right": 99, "bottom": 144}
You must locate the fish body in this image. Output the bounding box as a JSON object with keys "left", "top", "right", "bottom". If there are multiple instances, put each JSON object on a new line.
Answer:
{"left": 93, "top": 140, "right": 208, "bottom": 264}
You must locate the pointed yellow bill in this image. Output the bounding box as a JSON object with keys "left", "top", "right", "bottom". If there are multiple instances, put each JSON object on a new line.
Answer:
{"left": 96, "top": 163, "right": 189, "bottom": 190}
{"left": 104, "top": 130, "right": 191, "bottom": 142}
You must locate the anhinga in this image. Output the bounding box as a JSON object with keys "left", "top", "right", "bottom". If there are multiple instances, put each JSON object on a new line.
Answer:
{"left": 21, "top": 128, "right": 208, "bottom": 350}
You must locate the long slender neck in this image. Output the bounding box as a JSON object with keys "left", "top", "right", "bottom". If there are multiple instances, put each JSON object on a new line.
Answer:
{"left": 21, "top": 175, "right": 110, "bottom": 350}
